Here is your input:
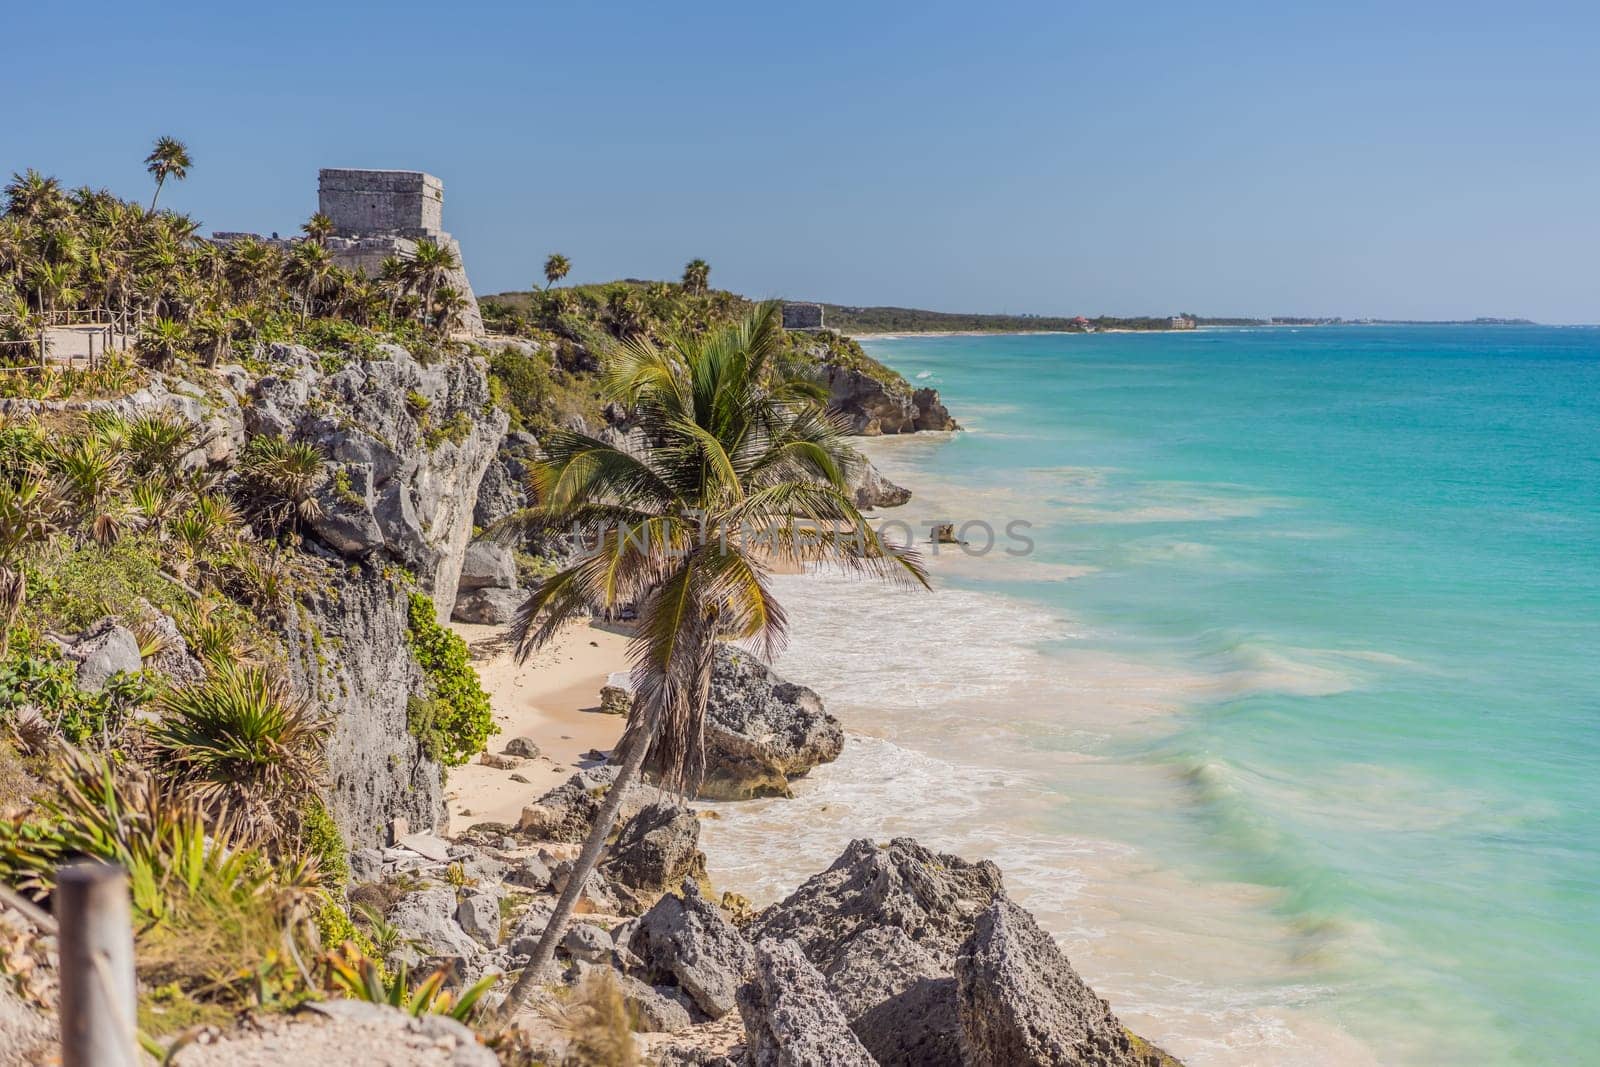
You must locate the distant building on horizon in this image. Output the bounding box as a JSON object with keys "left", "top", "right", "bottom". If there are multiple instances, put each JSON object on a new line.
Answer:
{"left": 1169, "top": 315, "right": 1197, "bottom": 330}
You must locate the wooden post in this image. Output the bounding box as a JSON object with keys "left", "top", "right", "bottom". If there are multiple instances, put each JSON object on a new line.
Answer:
{"left": 55, "top": 862, "right": 138, "bottom": 1067}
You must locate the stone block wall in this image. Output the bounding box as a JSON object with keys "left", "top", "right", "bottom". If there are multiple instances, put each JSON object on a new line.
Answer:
{"left": 782, "top": 302, "right": 826, "bottom": 331}
{"left": 319, "top": 169, "right": 444, "bottom": 236}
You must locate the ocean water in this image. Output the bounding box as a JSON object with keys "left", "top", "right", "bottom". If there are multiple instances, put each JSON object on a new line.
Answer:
{"left": 698, "top": 325, "right": 1600, "bottom": 1065}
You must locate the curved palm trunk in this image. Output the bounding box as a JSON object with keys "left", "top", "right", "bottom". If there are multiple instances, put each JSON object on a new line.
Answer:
{"left": 149, "top": 176, "right": 164, "bottom": 213}
{"left": 497, "top": 714, "right": 659, "bottom": 1019}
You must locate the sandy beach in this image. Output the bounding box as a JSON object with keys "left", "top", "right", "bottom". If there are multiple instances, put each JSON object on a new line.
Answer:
{"left": 444, "top": 620, "right": 632, "bottom": 828}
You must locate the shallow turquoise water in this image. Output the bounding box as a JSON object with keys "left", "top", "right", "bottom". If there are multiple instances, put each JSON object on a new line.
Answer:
{"left": 864, "top": 326, "right": 1600, "bottom": 1065}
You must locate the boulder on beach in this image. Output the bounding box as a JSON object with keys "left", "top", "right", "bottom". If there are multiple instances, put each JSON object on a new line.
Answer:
{"left": 956, "top": 897, "right": 1183, "bottom": 1067}
{"left": 676, "top": 647, "right": 844, "bottom": 800}
{"left": 600, "top": 800, "right": 708, "bottom": 913}
{"left": 516, "top": 765, "right": 652, "bottom": 842}
{"left": 749, "top": 836, "right": 1003, "bottom": 1064}
{"left": 628, "top": 879, "right": 756, "bottom": 1020}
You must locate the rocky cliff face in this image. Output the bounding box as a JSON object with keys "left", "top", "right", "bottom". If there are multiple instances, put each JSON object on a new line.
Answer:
{"left": 245, "top": 341, "right": 506, "bottom": 615}
{"left": 824, "top": 367, "right": 959, "bottom": 436}
{"left": 282, "top": 566, "right": 444, "bottom": 848}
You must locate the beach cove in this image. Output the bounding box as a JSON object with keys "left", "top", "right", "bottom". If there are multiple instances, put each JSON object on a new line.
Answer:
{"left": 447, "top": 324, "right": 1600, "bottom": 1066}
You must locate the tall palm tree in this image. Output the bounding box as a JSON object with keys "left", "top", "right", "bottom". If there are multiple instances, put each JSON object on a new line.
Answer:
{"left": 407, "top": 239, "right": 458, "bottom": 326}
{"left": 144, "top": 137, "right": 192, "bottom": 212}
{"left": 493, "top": 301, "right": 927, "bottom": 1016}
{"left": 284, "top": 240, "right": 333, "bottom": 322}
{"left": 542, "top": 252, "right": 571, "bottom": 290}
{"left": 681, "top": 258, "right": 710, "bottom": 294}
{"left": 377, "top": 255, "right": 409, "bottom": 321}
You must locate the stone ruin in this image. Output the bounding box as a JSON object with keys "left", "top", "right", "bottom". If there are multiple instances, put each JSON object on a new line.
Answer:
{"left": 782, "top": 302, "right": 825, "bottom": 331}
{"left": 212, "top": 168, "right": 484, "bottom": 335}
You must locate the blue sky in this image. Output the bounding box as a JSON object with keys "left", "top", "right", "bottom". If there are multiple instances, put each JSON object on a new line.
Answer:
{"left": 6, "top": 1, "right": 1599, "bottom": 321}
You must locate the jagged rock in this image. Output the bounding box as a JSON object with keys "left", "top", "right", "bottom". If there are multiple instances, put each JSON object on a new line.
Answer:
{"left": 250, "top": 341, "right": 507, "bottom": 612}
{"left": 749, "top": 838, "right": 1004, "bottom": 1065}
{"left": 738, "top": 939, "right": 877, "bottom": 1067}
{"left": 620, "top": 975, "right": 694, "bottom": 1033}
{"left": 67, "top": 619, "right": 141, "bottom": 691}
{"left": 457, "top": 888, "right": 503, "bottom": 948}
{"left": 599, "top": 684, "right": 632, "bottom": 715}
{"left": 601, "top": 801, "right": 707, "bottom": 911}
{"left": 310, "top": 462, "right": 385, "bottom": 557}
{"left": 506, "top": 900, "right": 557, "bottom": 958}
{"left": 912, "top": 388, "right": 958, "bottom": 432}
{"left": 459, "top": 541, "right": 516, "bottom": 590}
{"left": 503, "top": 735, "right": 541, "bottom": 759}
{"left": 386, "top": 887, "right": 483, "bottom": 969}
{"left": 629, "top": 879, "right": 756, "bottom": 1020}
{"left": 846, "top": 456, "right": 911, "bottom": 510}
{"left": 283, "top": 542, "right": 439, "bottom": 848}
{"left": 349, "top": 848, "right": 384, "bottom": 884}
{"left": 478, "top": 752, "right": 523, "bottom": 770}
{"left": 822, "top": 366, "right": 958, "bottom": 437}
{"left": 548, "top": 859, "right": 625, "bottom": 914}
{"left": 956, "top": 897, "right": 1171, "bottom": 1067}
{"left": 826, "top": 926, "right": 957, "bottom": 1064}
{"left": 561, "top": 924, "right": 613, "bottom": 964}
{"left": 517, "top": 766, "right": 652, "bottom": 842}
{"left": 505, "top": 855, "right": 553, "bottom": 890}
{"left": 682, "top": 648, "right": 844, "bottom": 800}
{"left": 451, "top": 586, "right": 524, "bottom": 625}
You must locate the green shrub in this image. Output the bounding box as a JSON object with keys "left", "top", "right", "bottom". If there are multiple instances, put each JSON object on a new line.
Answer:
{"left": 23, "top": 532, "right": 183, "bottom": 631}
{"left": 404, "top": 593, "right": 495, "bottom": 766}
{"left": 0, "top": 750, "right": 322, "bottom": 1008}
{"left": 300, "top": 796, "right": 349, "bottom": 890}
{"left": 0, "top": 652, "right": 154, "bottom": 745}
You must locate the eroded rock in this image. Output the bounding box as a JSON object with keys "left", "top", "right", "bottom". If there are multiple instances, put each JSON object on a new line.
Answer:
{"left": 629, "top": 880, "right": 755, "bottom": 1020}
{"left": 738, "top": 938, "right": 877, "bottom": 1067}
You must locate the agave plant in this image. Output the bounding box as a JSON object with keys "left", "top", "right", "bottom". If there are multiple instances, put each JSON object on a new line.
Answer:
{"left": 323, "top": 945, "right": 494, "bottom": 1022}
{"left": 146, "top": 662, "right": 330, "bottom": 839}
{"left": 124, "top": 411, "right": 200, "bottom": 477}
{"left": 46, "top": 432, "right": 128, "bottom": 545}
{"left": 237, "top": 435, "right": 326, "bottom": 533}
{"left": 174, "top": 597, "right": 250, "bottom": 667}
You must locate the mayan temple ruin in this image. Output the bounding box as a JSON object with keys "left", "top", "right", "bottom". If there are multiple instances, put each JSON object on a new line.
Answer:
{"left": 213, "top": 168, "right": 484, "bottom": 335}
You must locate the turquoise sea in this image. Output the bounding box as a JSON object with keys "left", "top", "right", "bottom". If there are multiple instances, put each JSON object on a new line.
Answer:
{"left": 702, "top": 325, "right": 1600, "bottom": 1065}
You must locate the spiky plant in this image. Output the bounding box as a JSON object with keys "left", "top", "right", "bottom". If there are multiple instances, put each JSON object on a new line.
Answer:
{"left": 494, "top": 301, "right": 926, "bottom": 1014}
{"left": 123, "top": 411, "right": 199, "bottom": 477}
{"left": 146, "top": 662, "right": 330, "bottom": 840}
{"left": 237, "top": 435, "right": 326, "bottom": 533}
{"left": 46, "top": 433, "right": 127, "bottom": 545}
{"left": 323, "top": 945, "right": 494, "bottom": 1021}
{"left": 0, "top": 748, "right": 321, "bottom": 1003}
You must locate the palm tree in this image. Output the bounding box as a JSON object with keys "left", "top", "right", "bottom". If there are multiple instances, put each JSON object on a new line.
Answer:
{"left": 542, "top": 253, "right": 571, "bottom": 290}
{"left": 377, "top": 255, "right": 409, "bottom": 321}
{"left": 302, "top": 213, "right": 335, "bottom": 246}
{"left": 144, "top": 137, "right": 192, "bottom": 212}
{"left": 0, "top": 470, "right": 59, "bottom": 656}
{"left": 284, "top": 240, "right": 333, "bottom": 322}
{"left": 407, "top": 240, "right": 458, "bottom": 327}
{"left": 681, "top": 258, "right": 710, "bottom": 294}
{"left": 493, "top": 301, "right": 927, "bottom": 1016}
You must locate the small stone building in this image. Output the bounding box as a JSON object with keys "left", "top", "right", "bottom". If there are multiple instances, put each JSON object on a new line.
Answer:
{"left": 210, "top": 168, "right": 484, "bottom": 336}
{"left": 782, "top": 302, "right": 826, "bottom": 331}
